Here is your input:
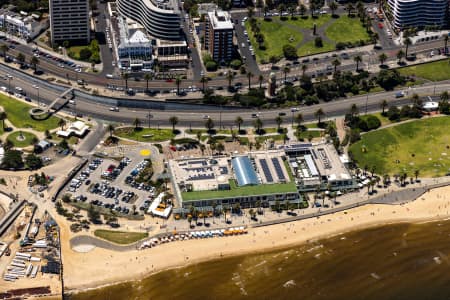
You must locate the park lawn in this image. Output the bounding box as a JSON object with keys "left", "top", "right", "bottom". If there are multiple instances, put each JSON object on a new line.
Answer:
{"left": 325, "top": 15, "right": 370, "bottom": 44}
{"left": 298, "top": 129, "right": 322, "bottom": 139}
{"left": 284, "top": 14, "right": 332, "bottom": 29}
{"left": 115, "top": 127, "right": 175, "bottom": 142}
{"left": 94, "top": 229, "right": 148, "bottom": 245}
{"left": 297, "top": 39, "right": 335, "bottom": 57}
{"left": 246, "top": 19, "right": 302, "bottom": 62}
{"left": 67, "top": 46, "right": 85, "bottom": 60}
{"left": 7, "top": 131, "right": 38, "bottom": 147}
{"left": 182, "top": 179, "right": 297, "bottom": 201}
{"left": 398, "top": 59, "right": 450, "bottom": 82}
{"left": 0, "top": 94, "right": 60, "bottom": 131}
{"left": 349, "top": 117, "right": 450, "bottom": 177}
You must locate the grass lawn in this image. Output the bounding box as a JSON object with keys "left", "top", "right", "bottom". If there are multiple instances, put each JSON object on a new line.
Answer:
{"left": 94, "top": 229, "right": 148, "bottom": 245}
{"left": 298, "top": 130, "right": 322, "bottom": 139}
{"left": 325, "top": 16, "right": 370, "bottom": 44}
{"left": 284, "top": 15, "right": 331, "bottom": 29}
{"left": 115, "top": 127, "right": 176, "bottom": 142}
{"left": 182, "top": 179, "right": 297, "bottom": 201}
{"left": 245, "top": 19, "right": 301, "bottom": 62}
{"left": 297, "top": 39, "right": 335, "bottom": 57}
{"left": 349, "top": 117, "right": 450, "bottom": 177}
{"left": 0, "top": 94, "right": 60, "bottom": 131}
{"left": 398, "top": 59, "right": 450, "bottom": 82}
{"left": 7, "top": 131, "right": 38, "bottom": 147}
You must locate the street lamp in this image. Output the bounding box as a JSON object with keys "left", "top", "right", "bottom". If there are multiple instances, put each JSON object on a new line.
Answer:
{"left": 147, "top": 111, "right": 154, "bottom": 128}
{"left": 33, "top": 85, "right": 40, "bottom": 106}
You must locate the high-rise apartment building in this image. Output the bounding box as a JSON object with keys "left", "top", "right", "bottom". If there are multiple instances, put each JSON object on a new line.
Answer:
{"left": 205, "top": 10, "right": 234, "bottom": 63}
{"left": 387, "top": 0, "right": 449, "bottom": 29}
{"left": 49, "top": 0, "right": 90, "bottom": 45}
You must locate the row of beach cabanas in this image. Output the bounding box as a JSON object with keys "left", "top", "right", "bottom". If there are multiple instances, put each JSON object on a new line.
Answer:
{"left": 139, "top": 227, "right": 248, "bottom": 249}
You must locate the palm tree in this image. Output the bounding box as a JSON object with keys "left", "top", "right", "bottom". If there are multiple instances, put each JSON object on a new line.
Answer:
{"left": 314, "top": 108, "right": 325, "bottom": 124}
{"left": 247, "top": 71, "right": 253, "bottom": 90}
{"left": 247, "top": 6, "right": 254, "bottom": 18}
{"left": 349, "top": 103, "right": 359, "bottom": 118}
{"left": 133, "top": 117, "right": 141, "bottom": 130}
{"left": 199, "top": 144, "right": 206, "bottom": 155}
{"left": 16, "top": 53, "right": 25, "bottom": 65}
{"left": 200, "top": 76, "right": 207, "bottom": 93}
{"left": 30, "top": 56, "right": 39, "bottom": 73}
{"left": 414, "top": 170, "right": 419, "bottom": 182}
{"left": 396, "top": 49, "right": 405, "bottom": 64}
{"left": 346, "top": 3, "right": 354, "bottom": 16}
{"left": 226, "top": 72, "right": 234, "bottom": 90}
{"left": 299, "top": 4, "right": 306, "bottom": 16}
{"left": 301, "top": 64, "right": 308, "bottom": 76}
{"left": 0, "top": 111, "right": 6, "bottom": 130}
{"left": 309, "top": 2, "right": 316, "bottom": 17}
{"left": 404, "top": 38, "right": 412, "bottom": 58}
{"left": 440, "top": 91, "right": 449, "bottom": 102}
{"left": 144, "top": 73, "right": 152, "bottom": 92}
{"left": 216, "top": 142, "right": 225, "bottom": 154}
{"left": 329, "top": 1, "right": 338, "bottom": 16}
{"left": 205, "top": 118, "right": 214, "bottom": 132}
{"left": 378, "top": 53, "right": 387, "bottom": 66}
{"left": 331, "top": 58, "right": 341, "bottom": 73}
{"left": 122, "top": 72, "right": 129, "bottom": 91}
{"left": 169, "top": 116, "right": 178, "bottom": 132}
{"left": 353, "top": 55, "right": 362, "bottom": 71}
{"left": 278, "top": 3, "right": 286, "bottom": 17}
{"left": 4, "top": 139, "right": 13, "bottom": 151}
{"left": 107, "top": 124, "right": 115, "bottom": 137}
{"left": 443, "top": 34, "right": 449, "bottom": 55}
{"left": 235, "top": 116, "right": 243, "bottom": 132}
{"left": 223, "top": 206, "right": 230, "bottom": 223}
{"left": 175, "top": 76, "right": 182, "bottom": 95}
{"left": 58, "top": 118, "right": 66, "bottom": 130}
{"left": 380, "top": 99, "right": 388, "bottom": 115}
{"left": 275, "top": 115, "right": 283, "bottom": 131}
{"left": 283, "top": 66, "right": 290, "bottom": 83}
{"left": 253, "top": 117, "right": 263, "bottom": 134}
{"left": 295, "top": 113, "right": 303, "bottom": 129}
{"left": 187, "top": 215, "right": 193, "bottom": 228}
{"left": 258, "top": 74, "right": 264, "bottom": 89}
{"left": 0, "top": 44, "right": 8, "bottom": 62}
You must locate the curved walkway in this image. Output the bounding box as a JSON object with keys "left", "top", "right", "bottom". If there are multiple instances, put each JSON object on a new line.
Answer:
{"left": 70, "top": 235, "right": 139, "bottom": 252}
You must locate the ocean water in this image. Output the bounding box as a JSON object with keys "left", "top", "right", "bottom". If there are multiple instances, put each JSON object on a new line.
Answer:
{"left": 71, "top": 220, "right": 450, "bottom": 300}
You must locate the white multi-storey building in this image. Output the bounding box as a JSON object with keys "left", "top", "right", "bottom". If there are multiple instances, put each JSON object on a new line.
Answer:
{"left": 387, "top": 0, "right": 449, "bottom": 29}
{"left": 116, "top": 0, "right": 181, "bottom": 40}
{"left": 49, "top": 0, "right": 90, "bottom": 45}
{"left": 205, "top": 10, "right": 234, "bottom": 63}
{"left": 0, "top": 11, "right": 47, "bottom": 41}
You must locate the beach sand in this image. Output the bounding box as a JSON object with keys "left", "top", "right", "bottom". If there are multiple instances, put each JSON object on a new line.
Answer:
{"left": 63, "top": 185, "right": 450, "bottom": 293}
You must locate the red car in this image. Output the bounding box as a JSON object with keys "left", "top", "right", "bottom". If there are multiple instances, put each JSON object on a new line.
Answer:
{"left": 378, "top": 23, "right": 383, "bottom": 29}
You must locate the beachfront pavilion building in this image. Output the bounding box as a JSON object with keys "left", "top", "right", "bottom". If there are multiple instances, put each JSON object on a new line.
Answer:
{"left": 282, "top": 142, "right": 358, "bottom": 192}
{"left": 169, "top": 151, "right": 301, "bottom": 212}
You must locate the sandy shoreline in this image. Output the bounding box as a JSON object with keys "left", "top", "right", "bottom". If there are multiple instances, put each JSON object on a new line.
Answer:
{"left": 63, "top": 185, "right": 450, "bottom": 294}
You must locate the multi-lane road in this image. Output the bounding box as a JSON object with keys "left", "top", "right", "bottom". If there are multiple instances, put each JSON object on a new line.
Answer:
{"left": 1, "top": 61, "right": 448, "bottom": 128}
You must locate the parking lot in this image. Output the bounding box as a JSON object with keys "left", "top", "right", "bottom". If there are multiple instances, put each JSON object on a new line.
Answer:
{"left": 67, "top": 155, "right": 160, "bottom": 216}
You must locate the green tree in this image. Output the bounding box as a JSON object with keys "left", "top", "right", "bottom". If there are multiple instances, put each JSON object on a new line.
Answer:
{"left": 314, "top": 108, "right": 325, "bottom": 124}
{"left": 133, "top": 117, "right": 141, "bottom": 130}
{"left": 226, "top": 72, "right": 234, "bottom": 89}
{"left": 0, "top": 111, "right": 7, "bottom": 130}
{"left": 30, "top": 56, "right": 39, "bottom": 73}
{"left": 378, "top": 53, "right": 388, "bottom": 65}
{"left": 283, "top": 66, "right": 290, "bottom": 83}
{"left": 275, "top": 115, "right": 283, "bottom": 131}
{"left": 87, "top": 204, "right": 101, "bottom": 223}
{"left": 301, "top": 64, "right": 307, "bottom": 76}
{"left": 235, "top": 116, "right": 243, "bottom": 132}
{"left": 0, "top": 44, "right": 8, "bottom": 62}
{"left": 295, "top": 113, "right": 303, "bottom": 129}
{"left": 353, "top": 55, "right": 362, "bottom": 71}
{"left": 380, "top": 99, "right": 388, "bottom": 115}
{"left": 329, "top": 1, "right": 338, "bottom": 16}
{"left": 25, "top": 154, "right": 43, "bottom": 170}
{"left": 247, "top": 71, "right": 253, "bottom": 90}
{"left": 200, "top": 76, "right": 208, "bottom": 93}
{"left": 258, "top": 74, "right": 264, "bottom": 89}
{"left": 169, "top": 116, "right": 178, "bottom": 132}
{"left": 144, "top": 73, "right": 152, "bottom": 92}
{"left": 205, "top": 117, "right": 214, "bottom": 132}
{"left": 404, "top": 38, "right": 412, "bottom": 58}
{"left": 396, "top": 49, "right": 405, "bottom": 63}
{"left": 175, "top": 75, "right": 182, "bottom": 95}
{"left": 332, "top": 58, "right": 341, "bottom": 73}
{"left": 122, "top": 72, "right": 129, "bottom": 91}
{"left": 253, "top": 117, "right": 263, "bottom": 134}
{"left": 58, "top": 118, "right": 66, "bottom": 130}
{"left": 107, "top": 124, "right": 115, "bottom": 138}
{"left": 1, "top": 150, "right": 23, "bottom": 169}
{"left": 16, "top": 53, "right": 25, "bottom": 65}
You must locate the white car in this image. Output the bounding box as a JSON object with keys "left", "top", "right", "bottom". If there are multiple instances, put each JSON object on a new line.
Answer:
{"left": 203, "top": 115, "right": 210, "bottom": 119}
{"left": 291, "top": 107, "right": 299, "bottom": 112}
{"left": 75, "top": 68, "right": 82, "bottom": 73}
{"left": 109, "top": 107, "right": 119, "bottom": 112}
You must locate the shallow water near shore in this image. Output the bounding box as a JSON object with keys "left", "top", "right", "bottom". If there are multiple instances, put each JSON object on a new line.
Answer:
{"left": 71, "top": 220, "right": 450, "bottom": 300}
